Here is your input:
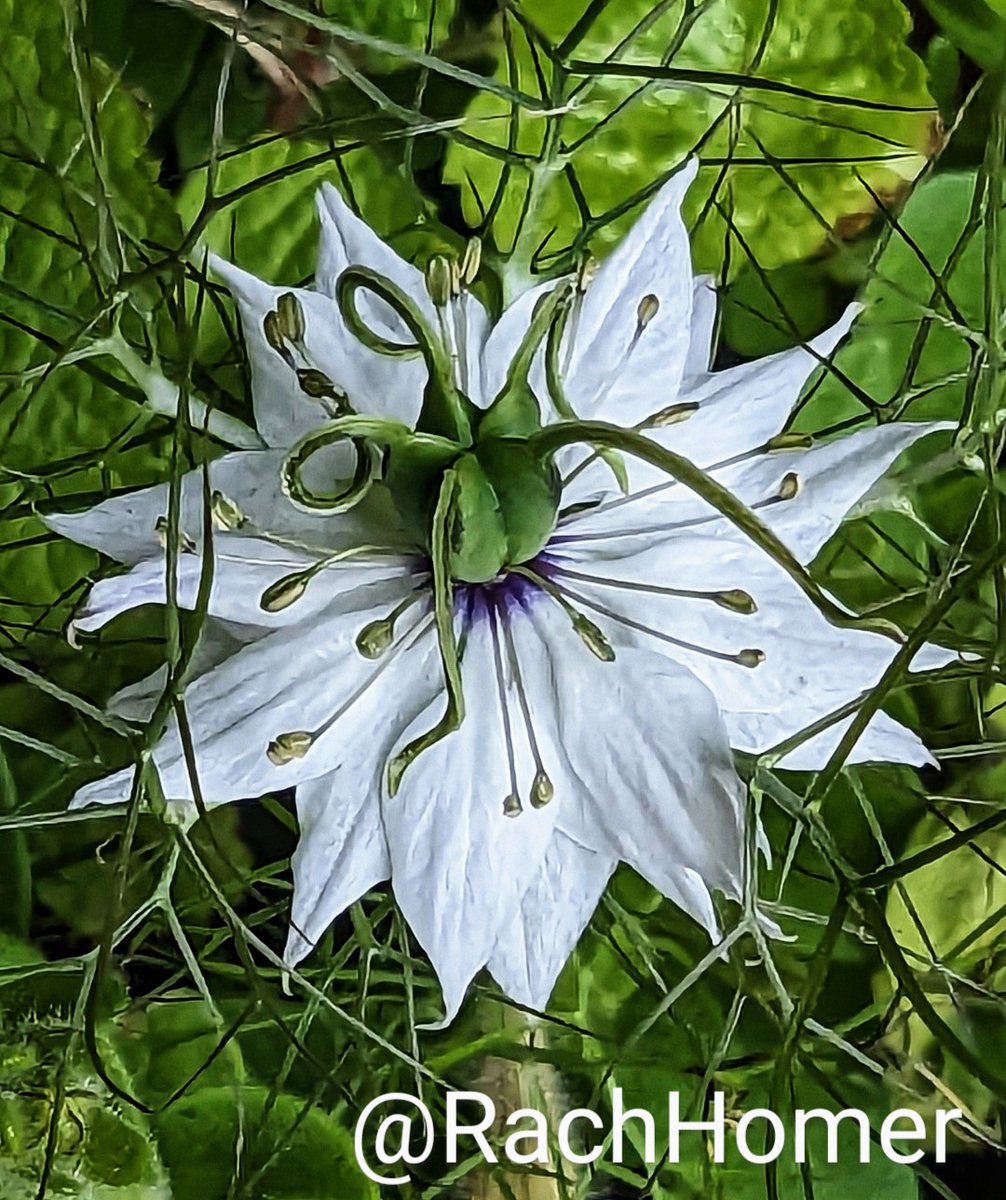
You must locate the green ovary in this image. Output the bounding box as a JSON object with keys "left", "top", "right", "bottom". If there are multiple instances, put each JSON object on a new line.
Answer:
{"left": 388, "top": 437, "right": 561, "bottom": 585}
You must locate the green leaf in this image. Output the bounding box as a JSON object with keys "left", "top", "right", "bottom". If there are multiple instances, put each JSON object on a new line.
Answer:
{"left": 444, "top": 0, "right": 935, "bottom": 280}
{"left": 920, "top": 0, "right": 1006, "bottom": 70}
{"left": 156, "top": 1087, "right": 377, "bottom": 1200}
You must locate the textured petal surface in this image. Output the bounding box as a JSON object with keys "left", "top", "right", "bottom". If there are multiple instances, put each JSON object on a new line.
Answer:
{"left": 70, "top": 580, "right": 435, "bottom": 808}
{"left": 486, "top": 831, "right": 615, "bottom": 1011}
{"left": 286, "top": 773, "right": 392, "bottom": 966}
{"left": 566, "top": 162, "right": 699, "bottom": 427}
{"left": 545, "top": 525, "right": 954, "bottom": 767}
{"left": 506, "top": 597, "right": 745, "bottom": 936}
{"left": 45, "top": 450, "right": 404, "bottom": 567}
{"left": 210, "top": 256, "right": 427, "bottom": 445}
{"left": 384, "top": 611, "right": 559, "bottom": 1025}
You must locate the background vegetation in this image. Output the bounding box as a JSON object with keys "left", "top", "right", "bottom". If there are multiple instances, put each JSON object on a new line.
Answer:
{"left": 0, "top": 0, "right": 1005, "bottom": 1196}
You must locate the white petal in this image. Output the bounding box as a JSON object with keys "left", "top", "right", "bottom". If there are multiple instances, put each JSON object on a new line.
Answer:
{"left": 285, "top": 773, "right": 391, "bottom": 967}
{"left": 669, "top": 305, "right": 860, "bottom": 468}
{"left": 45, "top": 450, "right": 401, "bottom": 567}
{"left": 384, "top": 614, "right": 559, "bottom": 1025}
{"left": 316, "top": 184, "right": 493, "bottom": 405}
{"left": 69, "top": 540, "right": 416, "bottom": 634}
{"left": 507, "top": 596, "right": 745, "bottom": 936}
{"left": 210, "top": 255, "right": 426, "bottom": 445}
{"left": 478, "top": 277, "right": 562, "bottom": 409}
{"left": 717, "top": 419, "right": 952, "bottom": 562}
{"left": 546, "top": 532, "right": 953, "bottom": 766}
{"left": 106, "top": 619, "right": 253, "bottom": 723}
{"left": 566, "top": 161, "right": 699, "bottom": 426}
{"left": 69, "top": 581, "right": 436, "bottom": 809}
{"left": 555, "top": 420, "right": 949, "bottom": 567}
{"left": 315, "top": 183, "right": 428, "bottom": 307}
{"left": 775, "top": 709, "right": 937, "bottom": 771}
{"left": 683, "top": 275, "right": 719, "bottom": 382}
{"left": 487, "top": 831, "right": 615, "bottom": 1011}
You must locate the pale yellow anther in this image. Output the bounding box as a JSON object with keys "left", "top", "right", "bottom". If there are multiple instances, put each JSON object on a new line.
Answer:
{"left": 503, "top": 793, "right": 523, "bottom": 818}
{"left": 714, "top": 589, "right": 757, "bottom": 615}
{"left": 636, "top": 294, "right": 660, "bottom": 331}
{"left": 425, "top": 255, "right": 453, "bottom": 308}
{"left": 260, "top": 572, "right": 309, "bottom": 613}
{"left": 155, "top": 516, "right": 196, "bottom": 554}
{"left": 576, "top": 257, "right": 598, "bottom": 293}
{"left": 736, "top": 648, "right": 766, "bottom": 668}
{"left": 267, "top": 731, "right": 313, "bottom": 766}
{"left": 647, "top": 401, "right": 699, "bottom": 428}
{"left": 530, "top": 770, "right": 554, "bottom": 809}
{"left": 211, "top": 490, "right": 245, "bottom": 532}
{"left": 355, "top": 618, "right": 394, "bottom": 660}
{"left": 573, "top": 614, "right": 616, "bottom": 663}
{"left": 767, "top": 432, "right": 813, "bottom": 452}
{"left": 778, "top": 472, "right": 802, "bottom": 501}
{"left": 276, "top": 292, "right": 306, "bottom": 344}
{"left": 461, "top": 236, "right": 482, "bottom": 287}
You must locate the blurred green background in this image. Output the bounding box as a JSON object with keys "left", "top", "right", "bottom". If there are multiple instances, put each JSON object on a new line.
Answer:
{"left": 1, "top": 0, "right": 1005, "bottom": 1196}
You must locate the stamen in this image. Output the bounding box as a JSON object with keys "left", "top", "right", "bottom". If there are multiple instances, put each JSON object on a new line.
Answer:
{"left": 530, "top": 771, "right": 554, "bottom": 809}
{"left": 267, "top": 613, "right": 433, "bottom": 768}
{"left": 355, "top": 593, "right": 423, "bottom": 659}
{"left": 636, "top": 294, "right": 660, "bottom": 334}
{"left": 260, "top": 572, "right": 309, "bottom": 613}
{"left": 500, "top": 612, "right": 554, "bottom": 808}
{"left": 267, "top": 730, "right": 313, "bottom": 766}
{"left": 263, "top": 311, "right": 294, "bottom": 368}
{"left": 513, "top": 566, "right": 616, "bottom": 663}
{"left": 642, "top": 401, "right": 700, "bottom": 429}
{"left": 425, "top": 255, "right": 453, "bottom": 309}
{"left": 779, "top": 472, "right": 801, "bottom": 500}
{"left": 297, "top": 368, "right": 349, "bottom": 413}
{"left": 766, "top": 433, "right": 814, "bottom": 452}
{"left": 211, "top": 491, "right": 245, "bottom": 532}
{"left": 460, "top": 237, "right": 482, "bottom": 288}
{"left": 276, "top": 292, "right": 306, "bottom": 345}
{"left": 548, "top": 564, "right": 758, "bottom": 615}
{"left": 155, "top": 516, "right": 195, "bottom": 554}
{"left": 258, "top": 544, "right": 402, "bottom": 614}
{"left": 489, "top": 606, "right": 523, "bottom": 818}
{"left": 556, "top": 578, "right": 764, "bottom": 670}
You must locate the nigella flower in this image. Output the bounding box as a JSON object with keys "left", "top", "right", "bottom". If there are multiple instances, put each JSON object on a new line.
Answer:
{"left": 49, "top": 162, "right": 953, "bottom": 1023}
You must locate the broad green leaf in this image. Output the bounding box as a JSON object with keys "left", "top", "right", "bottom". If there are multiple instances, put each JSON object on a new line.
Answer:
{"left": 444, "top": 0, "right": 935, "bottom": 281}
{"left": 156, "top": 1087, "right": 377, "bottom": 1200}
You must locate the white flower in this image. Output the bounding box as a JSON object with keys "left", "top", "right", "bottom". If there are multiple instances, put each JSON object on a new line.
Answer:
{"left": 48, "top": 163, "right": 953, "bottom": 1024}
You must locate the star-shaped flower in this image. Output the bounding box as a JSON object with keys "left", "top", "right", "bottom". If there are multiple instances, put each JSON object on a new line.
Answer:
{"left": 49, "top": 163, "right": 952, "bottom": 1023}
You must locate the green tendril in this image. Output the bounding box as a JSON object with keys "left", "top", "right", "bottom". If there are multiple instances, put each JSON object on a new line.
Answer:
{"left": 544, "top": 303, "right": 629, "bottom": 494}
{"left": 532, "top": 419, "right": 906, "bottom": 645}
{"left": 388, "top": 469, "right": 465, "bottom": 795}
{"left": 336, "top": 266, "right": 452, "bottom": 379}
